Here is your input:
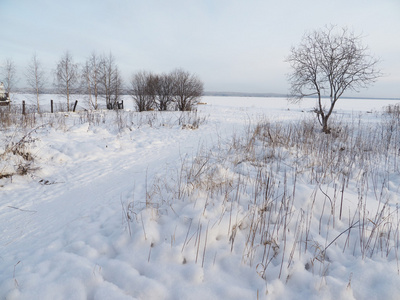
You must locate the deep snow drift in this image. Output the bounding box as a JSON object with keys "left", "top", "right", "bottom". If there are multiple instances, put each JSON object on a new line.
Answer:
{"left": 1, "top": 95, "right": 399, "bottom": 299}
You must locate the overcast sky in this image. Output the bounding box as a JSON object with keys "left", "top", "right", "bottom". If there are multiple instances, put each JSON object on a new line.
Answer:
{"left": 1, "top": 0, "right": 399, "bottom": 98}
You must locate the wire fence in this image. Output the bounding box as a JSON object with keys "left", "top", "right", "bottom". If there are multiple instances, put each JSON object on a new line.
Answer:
{"left": 0, "top": 99, "right": 124, "bottom": 115}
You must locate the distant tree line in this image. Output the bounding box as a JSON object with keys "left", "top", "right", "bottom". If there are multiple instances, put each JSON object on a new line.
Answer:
{"left": 1, "top": 52, "right": 204, "bottom": 112}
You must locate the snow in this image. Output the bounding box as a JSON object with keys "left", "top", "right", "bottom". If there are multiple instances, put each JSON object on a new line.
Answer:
{"left": 1, "top": 95, "right": 400, "bottom": 299}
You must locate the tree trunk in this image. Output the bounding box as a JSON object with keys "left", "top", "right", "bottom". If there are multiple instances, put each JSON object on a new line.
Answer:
{"left": 36, "top": 88, "right": 40, "bottom": 113}
{"left": 322, "top": 116, "right": 330, "bottom": 134}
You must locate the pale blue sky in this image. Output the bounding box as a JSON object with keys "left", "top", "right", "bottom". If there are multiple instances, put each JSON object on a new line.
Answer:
{"left": 1, "top": 0, "right": 399, "bottom": 98}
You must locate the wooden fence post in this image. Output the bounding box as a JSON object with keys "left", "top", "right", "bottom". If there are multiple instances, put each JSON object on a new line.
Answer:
{"left": 22, "top": 101, "right": 26, "bottom": 115}
{"left": 73, "top": 100, "right": 78, "bottom": 112}
{"left": 51, "top": 100, "right": 54, "bottom": 113}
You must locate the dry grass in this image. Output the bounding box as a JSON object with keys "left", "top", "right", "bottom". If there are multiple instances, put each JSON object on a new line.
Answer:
{"left": 127, "top": 109, "right": 400, "bottom": 282}
{"left": 0, "top": 106, "right": 208, "bottom": 181}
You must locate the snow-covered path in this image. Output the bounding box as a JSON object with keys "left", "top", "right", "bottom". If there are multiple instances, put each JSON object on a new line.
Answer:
{"left": 0, "top": 97, "right": 271, "bottom": 299}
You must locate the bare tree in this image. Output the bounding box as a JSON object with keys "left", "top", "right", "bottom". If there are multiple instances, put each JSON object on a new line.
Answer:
{"left": 82, "top": 52, "right": 101, "bottom": 109}
{"left": 81, "top": 61, "right": 93, "bottom": 109}
{"left": 286, "top": 25, "right": 381, "bottom": 133}
{"left": 171, "top": 68, "right": 204, "bottom": 111}
{"left": 1, "top": 58, "right": 17, "bottom": 97}
{"left": 26, "top": 53, "right": 46, "bottom": 113}
{"left": 130, "top": 71, "right": 155, "bottom": 112}
{"left": 154, "top": 73, "right": 175, "bottom": 111}
{"left": 110, "top": 64, "right": 123, "bottom": 108}
{"left": 55, "top": 51, "right": 79, "bottom": 111}
{"left": 99, "top": 53, "right": 123, "bottom": 109}
{"left": 146, "top": 72, "right": 159, "bottom": 108}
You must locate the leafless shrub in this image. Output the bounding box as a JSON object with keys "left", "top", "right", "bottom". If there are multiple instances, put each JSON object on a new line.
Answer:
{"left": 130, "top": 71, "right": 156, "bottom": 112}
{"left": 154, "top": 73, "right": 175, "bottom": 111}
{"left": 130, "top": 69, "right": 204, "bottom": 112}
{"left": 0, "top": 126, "right": 42, "bottom": 179}
{"left": 171, "top": 68, "right": 204, "bottom": 111}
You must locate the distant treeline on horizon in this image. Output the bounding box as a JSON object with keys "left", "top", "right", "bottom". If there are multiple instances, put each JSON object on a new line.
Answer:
{"left": 8, "top": 88, "right": 399, "bottom": 101}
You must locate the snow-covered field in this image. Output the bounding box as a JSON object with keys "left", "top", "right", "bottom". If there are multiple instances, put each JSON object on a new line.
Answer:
{"left": 1, "top": 95, "right": 399, "bottom": 299}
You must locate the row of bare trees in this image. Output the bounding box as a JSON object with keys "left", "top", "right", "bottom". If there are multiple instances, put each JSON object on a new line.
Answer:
{"left": 1, "top": 52, "right": 123, "bottom": 112}
{"left": 55, "top": 52, "right": 123, "bottom": 111}
{"left": 2, "top": 53, "right": 203, "bottom": 113}
{"left": 130, "top": 69, "right": 204, "bottom": 112}
{"left": 2, "top": 54, "right": 48, "bottom": 113}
